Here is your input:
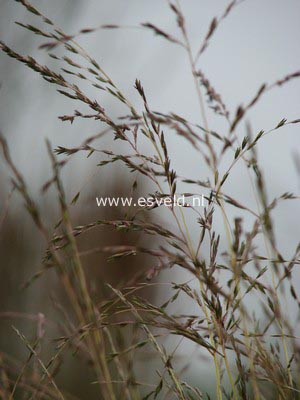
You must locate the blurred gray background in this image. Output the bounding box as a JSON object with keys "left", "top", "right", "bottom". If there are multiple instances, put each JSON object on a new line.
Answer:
{"left": 1, "top": 0, "right": 300, "bottom": 241}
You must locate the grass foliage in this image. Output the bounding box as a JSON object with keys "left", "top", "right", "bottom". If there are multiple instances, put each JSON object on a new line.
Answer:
{"left": 1, "top": 1, "right": 300, "bottom": 399}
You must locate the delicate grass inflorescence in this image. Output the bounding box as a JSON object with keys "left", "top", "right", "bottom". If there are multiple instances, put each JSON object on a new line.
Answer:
{"left": 1, "top": 0, "right": 300, "bottom": 399}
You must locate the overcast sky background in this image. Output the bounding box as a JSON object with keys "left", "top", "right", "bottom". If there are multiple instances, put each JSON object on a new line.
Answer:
{"left": 1, "top": 0, "right": 300, "bottom": 233}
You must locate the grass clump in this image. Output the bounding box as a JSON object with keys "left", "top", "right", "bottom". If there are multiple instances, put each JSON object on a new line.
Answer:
{"left": 1, "top": 1, "right": 300, "bottom": 399}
